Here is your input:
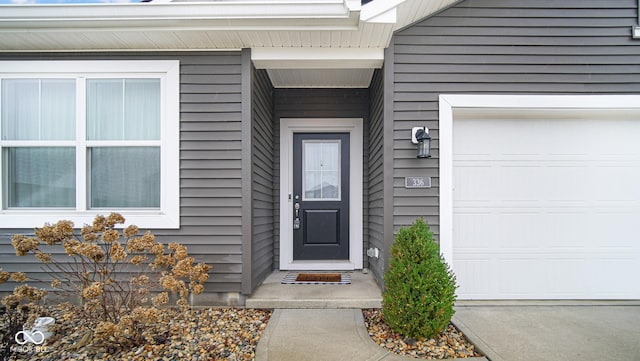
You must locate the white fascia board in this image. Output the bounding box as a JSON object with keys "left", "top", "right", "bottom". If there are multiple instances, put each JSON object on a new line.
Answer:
{"left": 0, "top": 1, "right": 356, "bottom": 30}
{"left": 252, "top": 47, "right": 384, "bottom": 69}
{"left": 361, "top": 0, "right": 404, "bottom": 23}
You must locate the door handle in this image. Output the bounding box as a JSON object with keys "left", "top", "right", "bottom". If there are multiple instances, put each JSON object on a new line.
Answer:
{"left": 293, "top": 202, "right": 300, "bottom": 229}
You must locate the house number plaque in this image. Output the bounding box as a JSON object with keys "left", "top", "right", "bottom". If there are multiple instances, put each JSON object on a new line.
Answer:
{"left": 405, "top": 177, "right": 431, "bottom": 189}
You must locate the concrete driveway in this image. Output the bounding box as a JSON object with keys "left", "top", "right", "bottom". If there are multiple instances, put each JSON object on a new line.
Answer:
{"left": 453, "top": 305, "right": 640, "bottom": 361}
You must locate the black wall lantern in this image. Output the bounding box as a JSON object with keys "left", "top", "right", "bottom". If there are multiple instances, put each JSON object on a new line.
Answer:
{"left": 411, "top": 127, "right": 431, "bottom": 158}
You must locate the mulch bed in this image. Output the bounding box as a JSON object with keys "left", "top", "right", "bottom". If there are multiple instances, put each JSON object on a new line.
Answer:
{"left": 6, "top": 303, "right": 271, "bottom": 361}
{"left": 362, "top": 309, "right": 482, "bottom": 359}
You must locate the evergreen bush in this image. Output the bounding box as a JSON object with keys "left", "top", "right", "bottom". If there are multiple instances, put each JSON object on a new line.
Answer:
{"left": 382, "top": 218, "right": 457, "bottom": 339}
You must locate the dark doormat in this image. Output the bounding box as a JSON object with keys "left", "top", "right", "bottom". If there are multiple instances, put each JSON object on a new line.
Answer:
{"left": 282, "top": 273, "right": 351, "bottom": 285}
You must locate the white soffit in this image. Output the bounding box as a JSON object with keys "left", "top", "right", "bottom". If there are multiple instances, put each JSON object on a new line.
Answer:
{"left": 267, "top": 68, "right": 375, "bottom": 88}
{"left": 252, "top": 48, "right": 384, "bottom": 69}
{"left": 0, "top": 0, "right": 460, "bottom": 52}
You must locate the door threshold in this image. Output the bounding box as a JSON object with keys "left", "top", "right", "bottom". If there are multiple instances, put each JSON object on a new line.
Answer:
{"left": 283, "top": 260, "right": 357, "bottom": 271}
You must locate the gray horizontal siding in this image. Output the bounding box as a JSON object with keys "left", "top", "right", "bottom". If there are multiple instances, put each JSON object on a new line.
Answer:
{"left": 391, "top": 0, "right": 640, "bottom": 239}
{"left": 251, "top": 68, "right": 275, "bottom": 292}
{"left": 273, "top": 88, "right": 370, "bottom": 269}
{"left": 0, "top": 52, "right": 244, "bottom": 294}
{"left": 367, "top": 69, "right": 385, "bottom": 285}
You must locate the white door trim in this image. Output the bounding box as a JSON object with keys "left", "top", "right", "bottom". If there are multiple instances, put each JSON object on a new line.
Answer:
{"left": 279, "top": 118, "right": 363, "bottom": 270}
{"left": 439, "top": 94, "right": 640, "bottom": 270}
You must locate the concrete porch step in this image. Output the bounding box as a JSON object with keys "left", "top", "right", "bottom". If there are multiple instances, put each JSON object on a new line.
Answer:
{"left": 246, "top": 271, "right": 382, "bottom": 309}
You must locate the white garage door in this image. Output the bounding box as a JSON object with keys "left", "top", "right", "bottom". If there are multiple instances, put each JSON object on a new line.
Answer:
{"left": 453, "top": 109, "right": 640, "bottom": 299}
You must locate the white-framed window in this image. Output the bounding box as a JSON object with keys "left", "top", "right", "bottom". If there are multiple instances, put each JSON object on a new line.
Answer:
{"left": 0, "top": 61, "right": 180, "bottom": 229}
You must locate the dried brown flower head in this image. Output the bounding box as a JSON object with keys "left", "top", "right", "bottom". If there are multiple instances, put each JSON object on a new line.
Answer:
{"left": 152, "top": 254, "right": 176, "bottom": 269}
{"left": 10, "top": 272, "right": 28, "bottom": 283}
{"left": 82, "top": 282, "right": 104, "bottom": 300}
{"left": 191, "top": 263, "right": 212, "bottom": 283}
{"left": 172, "top": 257, "right": 194, "bottom": 278}
{"left": 102, "top": 229, "right": 120, "bottom": 243}
{"left": 109, "top": 241, "right": 127, "bottom": 262}
{"left": 81, "top": 225, "right": 99, "bottom": 242}
{"left": 93, "top": 215, "right": 107, "bottom": 232}
{"left": 130, "top": 255, "right": 148, "bottom": 265}
{"left": 159, "top": 274, "right": 185, "bottom": 293}
{"left": 191, "top": 284, "right": 204, "bottom": 295}
{"left": 150, "top": 243, "right": 164, "bottom": 256}
{"left": 151, "top": 292, "right": 169, "bottom": 307}
{"left": 11, "top": 235, "right": 39, "bottom": 256}
{"left": 63, "top": 239, "right": 82, "bottom": 256}
{"left": 14, "top": 284, "right": 46, "bottom": 302}
{"left": 130, "top": 275, "right": 150, "bottom": 287}
{"left": 1, "top": 294, "right": 21, "bottom": 308}
{"left": 51, "top": 279, "right": 61, "bottom": 288}
{"left": 126, "top": 231, "right": 155, "bottom": 253}
{"left": 78, "top": 243, "right": 104, "bottom": 262}
{"left": 0, "top": 270, "right": 10, "bottom": 284}
{"left": 123, "top": 225, "right": 139, "bottom": 238}
{"left": 131, "top": 307, "right": 160, "bottom": 324}
{"left": 106, "top": 213, "right": 125, "bottom": 228}
{"left": 35, "top": 252, "right": 52, "bottom": 264}
{"left": 94, "top": 321, "right": 117, "bottom": 340}
{"left": 168, "top": 243, "right": 188, "bottom": 261}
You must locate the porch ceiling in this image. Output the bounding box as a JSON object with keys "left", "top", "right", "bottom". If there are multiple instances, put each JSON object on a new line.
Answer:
{"left": 0, "top": 0, "right": 460, "bottom": 87}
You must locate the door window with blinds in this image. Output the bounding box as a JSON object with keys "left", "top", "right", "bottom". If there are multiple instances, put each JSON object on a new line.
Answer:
{"left": 302, "top": 140, "right": 341, "bottom": 201}
{"left": 0, "top": 61, "right": 180, "bottom": 228}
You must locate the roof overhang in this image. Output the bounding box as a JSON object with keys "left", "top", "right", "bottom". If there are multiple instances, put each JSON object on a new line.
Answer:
{"left": 0, "top": 0, "right": 459, "bottom": 87}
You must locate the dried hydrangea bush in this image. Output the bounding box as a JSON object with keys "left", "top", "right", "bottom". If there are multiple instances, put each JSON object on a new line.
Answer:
{"left": 2, "top": 213, "right": 211, "bottom": 349}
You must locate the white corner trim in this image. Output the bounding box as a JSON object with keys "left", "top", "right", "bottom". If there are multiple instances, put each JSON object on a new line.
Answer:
{"left": 279, "top": 118, "right": 363, "bottom": 271}
{"left": 438, "top": 94, "right": 640, "bottom": 268}
{"left": 252, "top": 48, "right": 384, "bottom": 69}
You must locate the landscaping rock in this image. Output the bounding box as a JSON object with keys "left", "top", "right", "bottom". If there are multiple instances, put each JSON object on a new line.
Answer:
{"left": 362, "top": 309, "right": 482, "bottom": 359}
{"left": 6, "top": 303, "right": 271, "bottom": 361}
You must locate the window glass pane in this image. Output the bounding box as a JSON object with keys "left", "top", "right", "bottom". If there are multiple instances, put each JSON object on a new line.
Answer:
{"left": 124, "top": 79, "right": 160, "bottom": 140}
{"left": 87, "top": 79, "right": 123, "bottom": 140}
{"left": 5, "top": 147, "right": 75, "bottom": 208}
{"left": 87, "top": 79, "right": 160, "bottom": 141}
{"left": 90, "top": 147, "right": 160, "bottom": 208}
{"left": 302, "top": 140, "right": 340, "bottom": 200}
{"left": 41, "top": 80, "right": 76, "bottom": 140}
{"left": 1, "top": 79, "right": 75, "bottom": 140}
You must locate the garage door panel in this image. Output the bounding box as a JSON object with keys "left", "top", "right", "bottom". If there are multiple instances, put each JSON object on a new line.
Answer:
{"left": 546, "top": 259, "right": 587, "bottom": 297}
{"left": 454, "top": 212, "right": 496, "bottom": 249}
{"left": 499, "top": 213, "right": 541, "bottom": 249}
{"left": 587, "top": 259, "right": 639, "bottom": 298}
{"left": 454, "top": 259, "right": 492, "bottom": 298}
{"left": 498, "top": 259, "right": 547, "bottom": 298}
{"left": 453, "top": 113, "right": 640, "bottom": 300}
{"left": 453, "top": 165, "right": 495, "bottom": 202}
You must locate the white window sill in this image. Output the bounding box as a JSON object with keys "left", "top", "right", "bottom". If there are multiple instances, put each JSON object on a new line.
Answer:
{"left": 0, "top": 210, "right": 179, "bottom": 229}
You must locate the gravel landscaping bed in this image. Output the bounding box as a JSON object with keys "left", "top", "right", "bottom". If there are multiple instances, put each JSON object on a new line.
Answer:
{"left": 7, "top": 303, "right": 271, "bottom": 361}
{"left": 362, "top": 309, "right": 482, "bottom": 359}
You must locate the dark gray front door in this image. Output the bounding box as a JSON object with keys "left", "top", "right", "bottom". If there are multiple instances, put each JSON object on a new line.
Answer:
{"left": 293, "top": 133, "right": 349, "bottom": 260}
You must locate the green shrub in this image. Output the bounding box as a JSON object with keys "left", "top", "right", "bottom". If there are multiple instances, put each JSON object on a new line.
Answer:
{"left": 382, "top": 218, "right": 457, "bottom": 339}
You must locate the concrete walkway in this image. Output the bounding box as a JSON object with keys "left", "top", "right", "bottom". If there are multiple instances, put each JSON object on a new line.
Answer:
{"left": 255, "top": 308, "right": 489, "bottom": 361}
{"left": 454, "top": 305, "right": 640, "bottom": 361}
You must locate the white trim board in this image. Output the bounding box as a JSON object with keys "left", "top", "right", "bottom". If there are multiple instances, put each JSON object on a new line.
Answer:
{"left": 279, "top": 118, "right": 363, "bottom": 271}
{"left": 438, "top": 94, "right": 640, "bottom": 271}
